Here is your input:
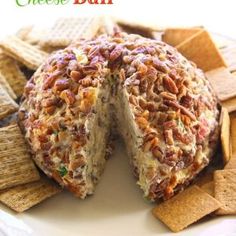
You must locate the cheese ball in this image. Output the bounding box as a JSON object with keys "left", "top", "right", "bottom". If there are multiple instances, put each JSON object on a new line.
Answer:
{"left": 19, "top": 32, "right": 219, "bottom": 200}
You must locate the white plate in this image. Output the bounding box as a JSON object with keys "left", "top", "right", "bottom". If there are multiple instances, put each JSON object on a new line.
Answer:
{"left": 0, "top": 141, "right": 236, "bottom": 236}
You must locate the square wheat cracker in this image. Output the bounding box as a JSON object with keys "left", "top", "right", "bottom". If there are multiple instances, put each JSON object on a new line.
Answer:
{"left": 0, "top": 53, "right": 27, "bottom": 97}
{"left": 0, "top": 36, "right": 48, "bottom": 70}
{"left": 205, "top": 67, "right": 236, "bottom": 101}
{"left": 230, "top": 116, "right": 236, "bottom": 155}
{"left": 41, "top": 17, "right": 102, "bottom": 47}
{"left": 224, "top": 155, "right": 236, "bottom": 169}
{"left": 162, "top": 27, "right": 201, "bottom": 47}
{"left": 0, "top": 124, "right": 40, "bottom": 190}
{"left": 0, "top": 178, "right": 62, "bottom": 212}
{"left": 116, "top": 19, "right": 159, "bottom": 39}
{"left": 0, "top": 85, "right": 18, "bottom": 119}
{"left": 0, "top": 72, "right": 17, "bottom": 99}
{"left": 201, "top": 181, "right": 214, "bottom": 196}
{"left": 214, "top": 169, "right": 236, "bottom": 215}
{"left": 220, "top": 45, "right": 236, "bottom": 72}
{"left": 220, "top": 108, "right": 232, "bottom": 164}
{"left": 176, "top": 30, "right": 227, "bottom": 72}
{"left": 152, "top": 185, "right": 221, "bottom": 232}
{"left": 221, "top": 97, "right": 236, "bottom": 113}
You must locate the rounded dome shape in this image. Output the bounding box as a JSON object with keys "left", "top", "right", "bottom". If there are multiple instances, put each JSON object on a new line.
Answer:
{"left": 19, "top": 32, "right": 219, "bottom": 200}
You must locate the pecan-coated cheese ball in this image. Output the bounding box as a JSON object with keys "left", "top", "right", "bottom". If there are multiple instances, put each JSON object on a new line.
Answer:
{"left": 19, "top": 32, "right": 219, "bottom": 200}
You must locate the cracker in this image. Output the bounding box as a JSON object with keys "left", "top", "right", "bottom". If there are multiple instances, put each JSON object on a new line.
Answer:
{"left": 16, "top": 25, "right": 34, "bottom": 41}
{"left": 224, "top": 154, "right": 236, "bottom": 169}
{"left": 162, "top": 27, "right": 201, "bottom": 47}
{"left": 0, "top": 178, "right": 62, "bottom": 212}
{"left": 220, "top": 108, "right": 232, "bottom": 164}
{"left": 152, "top": 185, "right": 221, "bottom": 232}
{"left": 98, "top": 17, "right": 118, "bottom": 35}
{"left": 24, "top": 27, "right": 49, "bottom": 46}
{"left": 220, "top": 45, "right": 236, "bottom": 72}
{"left": 117, "top": 19, "right": 158, "bottom": 39}
{"left": 201, "top": 181, "right": 214, "bottom": 196}
{"left": 41, "top": 17, "right": 102, "bottom": 47}
{"left": 0, "top": 36, "right": 48, "bottom": 70}
{"left": 205, "top": 67, "right": 236, "bottom": 101}
{"left": 0, "top": 72, "right": 17, "bottom": 99}
{"left": 221, "top": 97, "right": 236, "bottom": 113}
{"left": 0, "top": 53, "right": 27, "bottom": 97}
{"left": 176, "top": 30, "right": 227, "bottom": 72}
{"left": 231, "top": 116, "right": 236, "bottom": 155}
{"left": 0, "top": 124, "right": 40, "bottom": 190}
{"left": 0, "top": 85, "right": 18, "bottom": 119}
{"left": 214, "top": 169, "right": 236, "bottom": 215}
{"left": 195, "top": 172, "right": 213, "bottom": 187}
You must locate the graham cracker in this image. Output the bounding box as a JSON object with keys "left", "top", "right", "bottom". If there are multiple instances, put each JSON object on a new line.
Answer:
{"left": 220, "top": 45, "right": 236, "bottom": 72}
{"left": 214, "top": 169, "right": 236, "bottom": 215}
{"left": 162, "top": 27, "right": 201, "bottom": 47}
{"left": 0, "top": 53, "right": 27, "bottom": 97}
{"left": 41, "top": 17, "right": 102, "bottom": 47}
{"left": 0, "top": 36, "right": 48, "bottom": 70}
{"left": 176, "top": 30, "right": 227, "bottom": 72}
{"left": 0, "top": 72, "right": 17, "bottom": 99}
{"left": 221, "top": 97, "right": 236, "bottom": 113}
{"left": 152, "top": 185, "right": 221, "bottom": 232}
{"left": 0, "top": 85, "right": 18, "bottom": 119}
{"left": 0, "top": 178, "right": 62, "bottom": 212}
{"left": 0, "top": 124, "right": 40, "bottom": 190}
{"left": 220, "top": 108, "right": 232, "bottom": 164}
{"left": 205, "top": 67, "right": 236, "bottom": 101}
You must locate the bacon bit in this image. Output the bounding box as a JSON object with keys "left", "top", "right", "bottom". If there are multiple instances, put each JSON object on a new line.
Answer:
{"left": 60, "top": 90, "right": 75, "bottom": 105}
{"left": 163, "top": 76, "right": 179, "bottom": 94}
{"left": 197, "top": 119, "right": 209, "bottom": 143}
{"left": 173, "top": 128, "right": 193, "bottom": 144}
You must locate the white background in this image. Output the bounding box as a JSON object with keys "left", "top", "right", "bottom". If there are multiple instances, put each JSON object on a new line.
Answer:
{"left": 0, "top": 0, "right": 236, "bottom": 38}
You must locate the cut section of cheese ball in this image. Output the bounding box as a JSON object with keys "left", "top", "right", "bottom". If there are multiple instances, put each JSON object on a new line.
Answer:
{"left": 114, "top": 34, "right": 219, "bottom": 200}
{"left": 19, "top": 33, "right": 220, "bottom": 200}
